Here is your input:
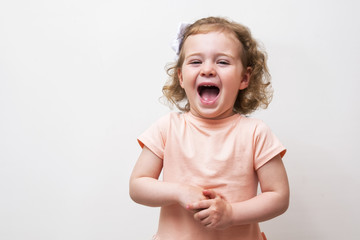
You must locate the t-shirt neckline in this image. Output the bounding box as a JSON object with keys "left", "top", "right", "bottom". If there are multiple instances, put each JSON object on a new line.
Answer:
{"left": 184, "top": 111, "right": 242, "bottom": 129}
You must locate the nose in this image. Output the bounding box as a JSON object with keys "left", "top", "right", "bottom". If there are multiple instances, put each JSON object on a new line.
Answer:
{"left": 200, "top": 61, "right": 216, "bottom": 77}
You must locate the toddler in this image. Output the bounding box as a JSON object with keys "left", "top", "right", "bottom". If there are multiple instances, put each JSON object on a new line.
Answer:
{"left": 129, "top": 16, "right": 289, "bottom": 240}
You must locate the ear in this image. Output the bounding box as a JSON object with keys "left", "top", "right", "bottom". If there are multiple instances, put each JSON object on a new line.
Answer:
{"left": 178, "top": 68, "right": 184, "bottom": 88}
{"left": 239, "top": 67, "right": 252, "bottom": 90}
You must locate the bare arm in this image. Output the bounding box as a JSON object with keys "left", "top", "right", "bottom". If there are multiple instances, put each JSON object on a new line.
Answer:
{"left": 230, "top": 154, "right": 290, "bottom": 224}
{"left": 129, "top": 146, "right": 207, "bottom": 208}
{"left": 189, "top": 154, "right": 290, "bottom": 229}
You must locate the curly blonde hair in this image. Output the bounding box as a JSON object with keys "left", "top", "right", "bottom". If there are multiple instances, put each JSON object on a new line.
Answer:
{"left": 162, "top": 17, "right": 272, "bottom": 115}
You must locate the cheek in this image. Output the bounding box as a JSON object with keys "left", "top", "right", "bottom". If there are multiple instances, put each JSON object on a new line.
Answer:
{"left": 222, "top": 80, "right": 243, "bottom": 98}
{"left": 179, "top": 71, "right": 194, "bottom": 87}
{"left": 223, "top": 72, "right": 241, "bottom": 86}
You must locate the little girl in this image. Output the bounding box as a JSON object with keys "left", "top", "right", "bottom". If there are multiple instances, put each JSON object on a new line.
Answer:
{"left": 129, "top": 17, "right": 289, "bottom": 240}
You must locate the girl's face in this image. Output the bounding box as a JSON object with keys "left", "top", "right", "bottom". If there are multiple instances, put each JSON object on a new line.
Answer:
{"left": 178, "top": 31, "right": 251, "bottom": 120}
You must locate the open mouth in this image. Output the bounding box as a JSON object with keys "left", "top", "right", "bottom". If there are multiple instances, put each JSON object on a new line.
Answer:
{"left": 197, "top": 85, "right": 220, "bottom": 102}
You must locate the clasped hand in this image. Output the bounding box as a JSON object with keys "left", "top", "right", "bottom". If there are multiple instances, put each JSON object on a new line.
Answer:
{"left": 179, "top": 186, "right": 233, "bottom": 229}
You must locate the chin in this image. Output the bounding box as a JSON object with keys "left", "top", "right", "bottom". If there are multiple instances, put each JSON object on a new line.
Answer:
{"left": 195, "top": 109, "right": 227, "bottom": 120}
{"left": 204, "top": 107, "right": 237, "bottom": 119}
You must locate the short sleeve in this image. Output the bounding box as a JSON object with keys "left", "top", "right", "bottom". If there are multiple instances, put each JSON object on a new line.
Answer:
{"left": 253, "top": 121, "right": 286, "bottom": 170}
{"left": 137, "top": 114, "right": 169, "bottom": 160}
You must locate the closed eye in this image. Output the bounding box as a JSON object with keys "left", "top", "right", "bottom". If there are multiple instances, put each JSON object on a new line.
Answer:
{"left": 218, "top": 60, "right": 230, "bottom": 65}
{"left": 190, "top": 60, "right": 202, "bottom": 65}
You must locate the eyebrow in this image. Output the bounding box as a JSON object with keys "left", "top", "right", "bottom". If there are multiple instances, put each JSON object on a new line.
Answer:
{"left": 185, "top": 52, "right": 236, "bottom": 59}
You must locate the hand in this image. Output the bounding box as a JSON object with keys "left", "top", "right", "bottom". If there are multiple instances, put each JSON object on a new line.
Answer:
{"left": 177, "top": 184, "right": 208, "bottom": 212}
{"left": 188, "top": 189, "right": 233, "bottom": 229}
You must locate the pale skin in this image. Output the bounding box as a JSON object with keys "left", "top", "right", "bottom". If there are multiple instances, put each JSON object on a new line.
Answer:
{"left": 129, "top": 31, "right": 289, "bottom": 230}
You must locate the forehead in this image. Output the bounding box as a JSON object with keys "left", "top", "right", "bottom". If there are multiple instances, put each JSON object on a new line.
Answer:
{"left": 183, "top": 31, "right": 242, "bottom": 56}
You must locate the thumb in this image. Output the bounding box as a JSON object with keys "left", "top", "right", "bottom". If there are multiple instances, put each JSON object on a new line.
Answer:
{"left": 203, "top": 189, "right": 217, "bottom": 199}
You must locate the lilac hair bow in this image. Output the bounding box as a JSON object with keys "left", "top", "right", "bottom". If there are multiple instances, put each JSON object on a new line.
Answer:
{"left": 171, "top": 22, "right": 191, "bottom": 56}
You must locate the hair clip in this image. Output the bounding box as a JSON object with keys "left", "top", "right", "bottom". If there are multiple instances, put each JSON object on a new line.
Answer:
{"left": 171, "top": 22, "right": 191, "bottom": 56}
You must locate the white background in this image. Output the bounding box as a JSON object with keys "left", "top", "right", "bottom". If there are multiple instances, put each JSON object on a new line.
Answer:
{"left": 1, "top": 0, "right": 359, "bottom": 239}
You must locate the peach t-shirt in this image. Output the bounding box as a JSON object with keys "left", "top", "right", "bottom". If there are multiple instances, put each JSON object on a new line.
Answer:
{"left": 138, "top": 112, "right": 286, "bottom": 240}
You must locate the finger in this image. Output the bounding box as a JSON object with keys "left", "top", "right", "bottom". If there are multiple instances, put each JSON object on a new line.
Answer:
{"left": 203, "top": 189, "right": 217, "bottom": 199}
{"left": 204, "top": 220, "right": 215, "bottom": 228}
{"left": 187, "top": 199, "right": 212, "bottom": 211}
{"left": 194, "top": 208, "right": 209, "bottom": 220}
{"left": 196, "top": 213, "right": 214, "bottom": 229}
{"left": 194, "top": 210, "right": 212, "bottom": 227}
{"left": 186, "top": 205, "right": 203, "bottom": 214}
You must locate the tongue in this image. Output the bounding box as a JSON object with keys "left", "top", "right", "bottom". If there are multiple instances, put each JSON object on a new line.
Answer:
{"left": 201, "top": 88, "right": 219, "bottom": 101}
